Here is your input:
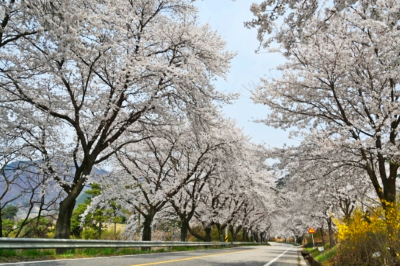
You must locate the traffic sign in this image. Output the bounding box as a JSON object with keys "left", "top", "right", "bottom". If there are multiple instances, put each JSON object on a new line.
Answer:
{"left": 308, "top": 227, "right": 316, "bottom": 234}
{"left": 308, "top": 227, "right": 316, "bottom": 247}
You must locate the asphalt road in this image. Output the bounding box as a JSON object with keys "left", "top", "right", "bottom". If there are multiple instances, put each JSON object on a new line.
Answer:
{"left": 0, "top": 243, "right": 300, "bottom": 266}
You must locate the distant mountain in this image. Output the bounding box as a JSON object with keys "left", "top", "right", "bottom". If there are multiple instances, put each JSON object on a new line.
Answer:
{"left": 75, "top": 192, "right": 91, "bottom": 207}
{"left": 1, "top": 161, "right": 107, "bottom": 215}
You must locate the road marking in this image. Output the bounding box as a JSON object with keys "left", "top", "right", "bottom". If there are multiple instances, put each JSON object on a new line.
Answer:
{"left": 128, "top": 249, "right": 253, "bottom": 265}
{"left": 0, "top": 249, "right": 235, "bottom": 266}
{"left": 263, "top": 246, "right": 293, "bottom": 266}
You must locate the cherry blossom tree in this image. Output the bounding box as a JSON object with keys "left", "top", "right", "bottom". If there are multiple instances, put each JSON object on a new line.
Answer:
{"left": 87, "top": 118, "right": 244, "bottom": 241}
{"left": 169, "top": 163, "right": 216, "bottom": 241}
{"left": 267, "top": 138, "right": 378, "bottom": 246}
{"left": 246, "top": 0, "right": 399, "bottom": 50}
{"left": 187, "top": 140, "right": 275, "bottom": 242}
{"left": 252, "top": 1, "right": 400, "bottom": 212}
{"left": 0, "top": 0, "right": 235, "bottom": 242}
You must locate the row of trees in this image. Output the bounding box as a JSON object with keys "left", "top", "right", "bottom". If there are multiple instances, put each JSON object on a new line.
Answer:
{"left": 246, "top": 0, "right": 400, "bottom": 263}
{"left": 250, "top": 0, "right": 400, "bottom": 214}
{"left": 4, "top": 0, "right": 397, "bottom": 260}
{"left": 84, "top": 118, "right": 276, "bottom": 242}
{"left": 0, "top": 0, "right": 277, "bottom": 249}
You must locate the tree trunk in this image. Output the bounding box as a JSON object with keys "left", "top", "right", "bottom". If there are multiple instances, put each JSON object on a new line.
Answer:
{"left": 54, "top": 195, "right": 77, "bottom": 254}
{"left": 243, "top": 228, "right": 247, "bottom": 242}
{"left": 205, "top": 227, "right": 212, "bottom": 242}
{"left": 327, "top": 217, "right": 334, "bottom": 247}
{"left": 215, "top": 224, "right": 225, "bottom": 242}
{"left": 188, "top": 225, "right": 206, "bottom": 241}
{"left": 98, "top": 220, "right": 102, "bottom": 239}
{"left": 142, "top": 216, "right": 153, "bottom": 241}
{"left": 136, "top": 209, "right": 141, "bottom": 240}
{"left": 296, "top": 235, "right": 303, "bottom": 244}
{"left": 55, "top": 172, "right": 87, "bottom": 254}
{"left": 230, "top": 225, "right": 241, "bottom": 242}
{"left": 320, "top": 226, "right": 325, "bottom": 246}
{"left": 55, "top": 197, "right": 76, "bottom": 239}
{"left": 141, "top": 214, "right": 154, "bottom": 251}
{"left": 181, "top": 221, "right": 188, "bottom": 242}
{"left": 188, "top": 224, "right": 212, "bottom": 242}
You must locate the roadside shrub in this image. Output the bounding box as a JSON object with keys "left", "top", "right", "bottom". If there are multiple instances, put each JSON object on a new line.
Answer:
{"left": 334, "top": 206, "right": 400, "bottom": 265}
{"left": 17, "top": 217, "right": 53, "bottom": 238}
{"left": 82, "top": 228, "right": 99, "bottom": 240}
{"left": 1, "top": 219, "right": 15, "bottom": 237}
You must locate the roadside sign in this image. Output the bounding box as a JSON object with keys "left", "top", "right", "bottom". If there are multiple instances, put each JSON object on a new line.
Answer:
{"left": 308, "top": 227, "right": 316, "bottom": 247}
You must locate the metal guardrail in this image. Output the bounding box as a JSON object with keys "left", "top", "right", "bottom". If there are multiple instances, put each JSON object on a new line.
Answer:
{"left": 0, "top": 238, "right": 258, "bottom": 249}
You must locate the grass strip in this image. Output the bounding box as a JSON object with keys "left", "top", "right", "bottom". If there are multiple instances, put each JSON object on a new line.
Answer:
{"left": 303, "top": 245, "right": 337, "bottom": 265}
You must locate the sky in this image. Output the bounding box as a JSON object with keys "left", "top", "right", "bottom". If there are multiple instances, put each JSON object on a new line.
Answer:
{"left": 193, "top": 0, "right": 299, "bottom": 148}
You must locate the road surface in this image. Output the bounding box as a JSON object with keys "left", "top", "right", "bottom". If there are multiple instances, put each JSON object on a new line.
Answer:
{"left": 0, "top": 243, "right": 300, "bottom": 266}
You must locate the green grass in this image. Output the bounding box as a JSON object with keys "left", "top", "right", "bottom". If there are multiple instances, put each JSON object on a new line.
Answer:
{"left": 314, "top": 246, "right": 337, "bottom": 264}
{"left": 303, "top": 245, "right": 337, "bottom": 265}
{"left": 0, "top": 249, "right": 17, "bottom": 257}
{"left": 0, "top": 243, "right": 260, "bottom": 263}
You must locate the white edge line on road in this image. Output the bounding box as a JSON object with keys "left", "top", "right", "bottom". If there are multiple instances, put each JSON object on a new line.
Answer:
{"left": 0, "top": 247, "right": 246, "bottom": 266}
{"left": 263, "top": 246, "right": 293, "bottom": 266}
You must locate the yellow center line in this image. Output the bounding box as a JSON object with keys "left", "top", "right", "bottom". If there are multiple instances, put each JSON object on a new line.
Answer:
{"left": 127, "top": 249, "right": 256, "bottom": 266}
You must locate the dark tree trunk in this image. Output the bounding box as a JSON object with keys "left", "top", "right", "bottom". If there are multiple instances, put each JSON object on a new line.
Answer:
{"left": 296, "top": 235, "right": 303, "bottom": 244}
{"left": 188, "top": 225, "right": 206, "bottom": 241}
{"left": 141, "top": 214, "right": 154, "bottom": 251}
{"left": 260, "top": 232, "right": 264, "bottom": 243}
{"left": 114, "top": 222, "right": 117, "bottom": 239}
{"left": 54, "top": 195, "right": 77, "bottom": 254}
{"left": 55, "top": 197, "right": 76, "bottom": 239}
{"left": 215, "top": 223, "right": 225, "bottom": 242}
{"left": 98, "top": 220, "right": 102, "bottom": 239}
{"left": 230, "top": 225, "right": 241, "bottom": 242}
{"left": 320, "top": 226, "right": 325, "bottom": 246}
{"left": 55, "top": 168, "right": 88, "bottom": 254}
{"left": 136, "top": 205, "right": 161, "bottom": 251}
{"left": 242, "top": 228, "right": 247, "bottom": 242}
{"left": 327, "top": 217, "right": 334, "bottom": 247}
{"left": 205, "top": 227, "right": 212, "bottom": 242}
{"left": 188, "top": 224, "right": 212, "bottom": 242}
{"left": 142, "top": 215, "right": 154, "bottom": 241}
{"left": 253, "top": 232, "right": 259, "bottom": 243}
{"left": 181, "top": 221, "right": 188, "bottom": 242}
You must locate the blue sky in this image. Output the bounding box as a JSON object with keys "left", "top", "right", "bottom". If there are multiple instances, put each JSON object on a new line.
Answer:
{"left": 194, "top": 0, "right": 298, "bottom": 148}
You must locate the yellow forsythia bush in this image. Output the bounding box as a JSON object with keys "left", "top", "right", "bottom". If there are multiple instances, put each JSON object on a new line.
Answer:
{"left": 334, "top": 204, "right": 400, "bottom": 266}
